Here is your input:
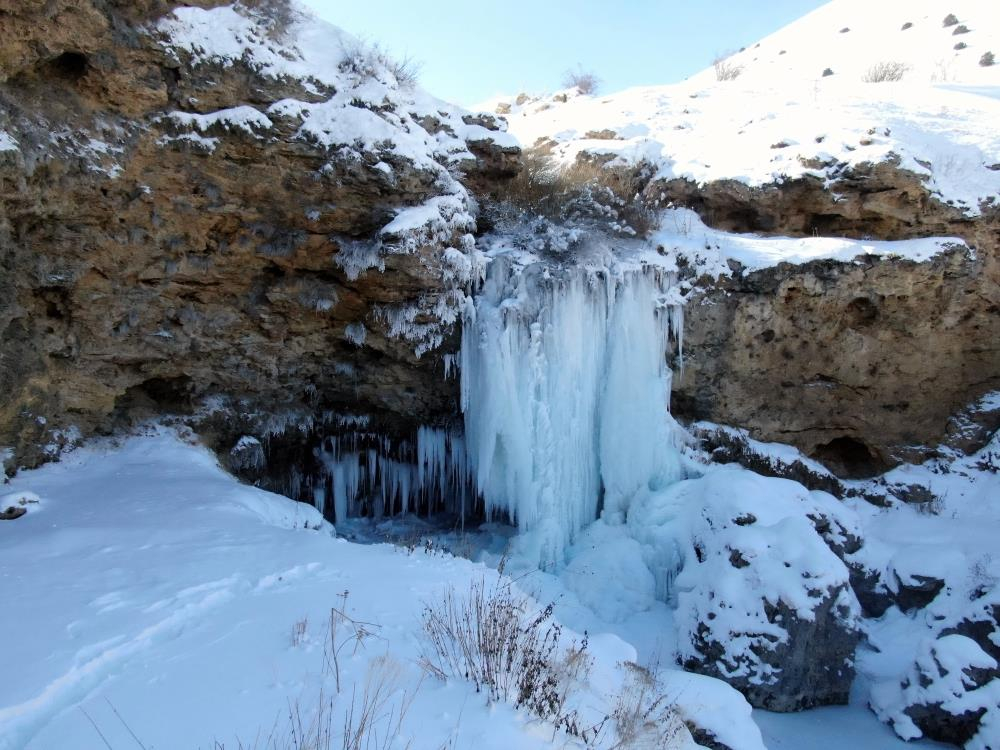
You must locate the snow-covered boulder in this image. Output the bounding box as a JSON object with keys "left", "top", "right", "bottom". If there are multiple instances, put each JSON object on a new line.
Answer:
{"left": 628, "top": 468, "right": 862, "bottom": 711}
{"left": 872, "top": 587, "right": 1000, "bottom": 749}
{"left": 890, "top": 634, "right": 998, "bottom": 748}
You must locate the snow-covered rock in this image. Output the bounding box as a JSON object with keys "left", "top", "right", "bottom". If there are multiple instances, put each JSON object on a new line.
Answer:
{"left": 626, "top": 469, "right": 862, "bottom": 711}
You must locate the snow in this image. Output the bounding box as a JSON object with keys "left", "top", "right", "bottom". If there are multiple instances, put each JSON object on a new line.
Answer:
{"left": 0, "top": 131, "right": 18, "bottom": 152}
{"left": 843, "top": 431, "right": 1000, "bottom": 748}
{"left": 156, "top": 4, "right": 502, "bottom": 179}
{"left": 379, "top": 193, "right": 477, "bottom": 255}
{"left": 652, "top": 208, "right": 969, "bottom": 277}
{"left": 166, "top": 105, "right": 274, "bottom": 136}
{"left": 0, "top": 428, "right": 766, "bottom": 750}
{"left": 686, "top": 0, "right": 1000, "bottom": 89}
{"left": 622, "top": 469, "right": 860, "bottom": 685}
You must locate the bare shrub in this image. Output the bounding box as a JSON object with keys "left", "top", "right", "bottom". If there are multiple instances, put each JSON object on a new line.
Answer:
{"left": 209, "top": 602, "right": 415, "bottom": 750}
{"left": 420, "top": 576, "right": 601, "bottom": 742}
{"left": 340, "top": 656, "right": 418, "bottom": 750}
{"left": 239, "top": 0, "right": 296, "bottom": 41}
{"left": 863, "top": 61, "right": 910, "bottom": 82}
{"left": 982, "top": 52, "right": 996, "bottom": 67}
{"left": 953, "top": 24, "right": 970, "bottom": 35}
{"left": 485, "top": 149, "right": 659, "bottom": 238}
{"left": 713, "top": 53, "right": 743, "bottom": 81}
{"left": 943, "top": 14, "right": 959, "bottom": 27}
{"left": 562, "top": 67, "right": 601, "bottom": 95}
{"left": 339, "top": 41, "right": 421, "bottom": 89}
{"left": 325, "top": 591, "right": 383, "bottom": 694}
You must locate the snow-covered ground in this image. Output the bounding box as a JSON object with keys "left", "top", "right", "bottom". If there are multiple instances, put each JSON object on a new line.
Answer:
{"left": 0, "top": 428, "right": 764, "bottom": 750}
{"left": 4, "top": 416, "right": 994, "bottom": 748}
{"left": 650, "top": 207, "right": 970, "bottom": 278}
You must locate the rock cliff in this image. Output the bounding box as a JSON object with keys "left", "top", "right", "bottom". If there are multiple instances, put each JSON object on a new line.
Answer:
{"left": 667, "top": 168, "right": 1000, "bottom": 475}
{"left": 0, "top": 0, "right": 517, "bottom": 487}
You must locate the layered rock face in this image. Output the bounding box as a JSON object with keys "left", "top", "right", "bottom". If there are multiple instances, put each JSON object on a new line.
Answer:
{"left": 0, "top": 0, "right": 516, "bottom": 485}
{"left": 665, "top": 171, "right": 1000, "bottom": 475}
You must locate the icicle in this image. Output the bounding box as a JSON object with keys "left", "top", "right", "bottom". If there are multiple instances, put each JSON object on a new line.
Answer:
{"left": 459, "top": 257, "right": 685, "bottom": 568}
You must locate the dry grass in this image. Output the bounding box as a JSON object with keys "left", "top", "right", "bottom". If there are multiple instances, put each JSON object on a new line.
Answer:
{"left": 420, "top": 575, "right": 601, "bottom": 742}
{"left": 339, "top": 40, "right": 421, "bottom": 89}
{"left": 292, "top": 617, "right": 309, "bottom": 647}
{"left": 609, "top": 663, "right": 685, "bottom": 750}
{"left": 239, "top": 0, "right": 296, "bottom": 41}
{"left": 324, "top": 591, "right": 383, "bottom": 694}
{"left": 485, "top": 149, "right": 659, "bottom": 238}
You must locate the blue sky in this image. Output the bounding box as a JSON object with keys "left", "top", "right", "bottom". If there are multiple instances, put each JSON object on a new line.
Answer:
{"left": 299, "top": 0, "right": 828, "bottom": 106}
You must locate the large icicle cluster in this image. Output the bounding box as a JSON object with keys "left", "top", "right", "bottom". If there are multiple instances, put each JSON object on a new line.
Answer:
{"left": 460, "top": 255, "right": 685, "bottom": 568}
{"left": 313, "top": 428, "right": 474, "bottom": 523}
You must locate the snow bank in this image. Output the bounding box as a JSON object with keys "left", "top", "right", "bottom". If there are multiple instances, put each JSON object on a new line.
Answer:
{"left": 166, "top": 105, "right": 274, "bottom": 136}
{"left": 652, "top": 208, "right": 969, "bottom": 279}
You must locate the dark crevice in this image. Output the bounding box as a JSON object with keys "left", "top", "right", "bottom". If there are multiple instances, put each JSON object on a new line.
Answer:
{"left": 811, "top": 436, "right": 884, "bottom": 479}
{"left": 48, "top": 52, "right": 89, "bottom": 83}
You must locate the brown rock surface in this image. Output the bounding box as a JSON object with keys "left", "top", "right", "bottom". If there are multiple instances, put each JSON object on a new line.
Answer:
{"left": 0, "top": 0, "right": 514, "bottom": 484}
{"left": 666, "top": 168, "right": 1000, "bottom": 475}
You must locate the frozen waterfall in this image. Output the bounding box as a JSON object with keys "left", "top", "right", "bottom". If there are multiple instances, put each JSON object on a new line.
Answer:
{"left": 460, "top": 256, "right": 686, "bottom": 568}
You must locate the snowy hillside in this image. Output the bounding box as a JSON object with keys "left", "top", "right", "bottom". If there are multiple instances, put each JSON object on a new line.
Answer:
{"left": 486, "top": 0, "right": 1000, "bottom": 233}
{"left": 686, "top": 0, "right": 1000, "bottom": 88}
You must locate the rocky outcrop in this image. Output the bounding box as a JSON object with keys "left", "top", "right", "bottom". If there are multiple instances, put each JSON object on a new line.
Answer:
{"left": 649, "top": 161, "right": 993, "bottom": 241}
{"left": 889, "top": 632, "right": 998, "bottom": 748}
{"left": 0, "top": 1, "right": 517, "bottom": 490}
{"left": 889, "top": 599, "right": 1000, "bottom": 748}
{"left": 651, "top": 471, "right": 863, "bottom": 711}
{"left": 667, "top": 167, "right": 1000, "bottom": 476}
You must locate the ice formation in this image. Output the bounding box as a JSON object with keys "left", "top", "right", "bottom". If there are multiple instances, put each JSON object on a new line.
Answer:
{"left": 313, "top": 428, "right": 474, "bottom": 523}
{"left": 460, "top": 256, "right": 685, "bottom": 567}
{"left": 313, "top": 251, "right": 685, "bottom": 569}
